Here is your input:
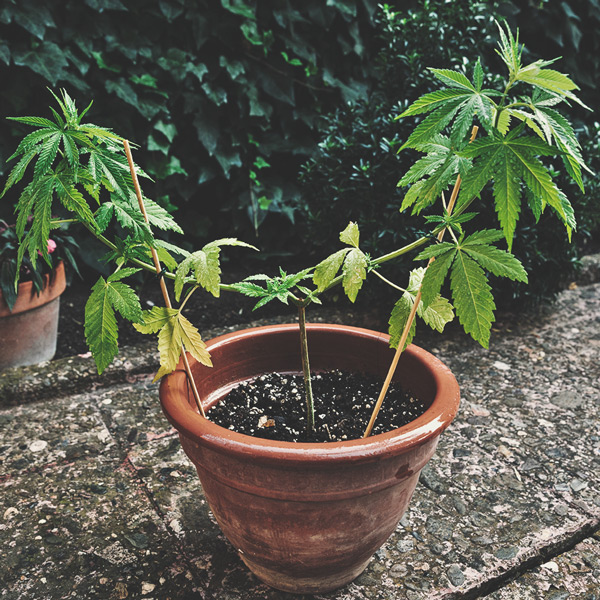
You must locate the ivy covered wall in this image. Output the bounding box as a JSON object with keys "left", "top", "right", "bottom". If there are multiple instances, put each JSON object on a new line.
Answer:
{"left": 0, "top": 0, "right": 380, "bottom": 244}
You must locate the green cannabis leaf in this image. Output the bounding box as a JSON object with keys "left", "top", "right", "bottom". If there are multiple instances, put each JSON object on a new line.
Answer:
{"left": 174, "top": 238, "right": 258, "bottom": 300}
{"left": 313, "top": 222, "right": 368, "bottom": 302}
{"left": 416, "top": 230, "right": 528, "bottom": 347}
{"left": 388, "top": 268, "right": 454, "bottom": 350}
{"left": 134, "top": 306, "right": 212, "bottom": 381}
{"left": 84, "top": 273, "right": 143, "bottom": 374}
{"left": 230, "top": 268, "right": 312, "bottom": 310}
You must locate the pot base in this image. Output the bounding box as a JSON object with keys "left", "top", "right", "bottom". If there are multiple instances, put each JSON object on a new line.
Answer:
{"left": 160, "top": 324, "right": 461, "bottom": 595}
{"left": 241, "top": 554, "right": 371, "bottom": 594}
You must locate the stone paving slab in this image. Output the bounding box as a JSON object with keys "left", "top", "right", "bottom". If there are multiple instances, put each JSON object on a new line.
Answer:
{"left": 486, "top": 532, "right": 600, "bottom": 599}
{"left": 1, "top": 280, "right": 599, "bottom": 599}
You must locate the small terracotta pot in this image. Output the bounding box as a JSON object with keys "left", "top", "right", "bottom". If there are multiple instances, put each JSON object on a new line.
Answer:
{"left": 159, "top": 323, "right": 460, "bottom": 594}
{"left": 0, "top": 261, "right": 66, "bottom": 370}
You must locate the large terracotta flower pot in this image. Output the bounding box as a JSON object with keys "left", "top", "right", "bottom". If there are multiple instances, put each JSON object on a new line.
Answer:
{"left": 0, "top": 261, "right": 66, "bottom": 370}
{"left": 159, "top": 323, "right": 460, "bottom": 594}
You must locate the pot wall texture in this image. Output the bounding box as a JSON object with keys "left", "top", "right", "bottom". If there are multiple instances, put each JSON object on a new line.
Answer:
{"left": 0, "top": 261, "right": 66, "bottom": 370}
{"left": 159, "top": 323, "right": 460, "bottom": 593}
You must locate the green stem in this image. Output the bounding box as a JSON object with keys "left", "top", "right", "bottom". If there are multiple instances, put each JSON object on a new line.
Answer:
{"left": 371, "top": 269, "right": 406, "bottom": 293}
{"left": 179, "top": 285, "right": 199, "bottom": 311}
{"left": 298, "top": 303, "right": 315, "bottom": 433}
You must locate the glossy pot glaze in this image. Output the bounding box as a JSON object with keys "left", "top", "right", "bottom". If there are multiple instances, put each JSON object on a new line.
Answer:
{"left": 0, "top": 261, "right": 66, "bottom": 370}
{"left": 159, "top": 323, "right": 460, "bottom": 594}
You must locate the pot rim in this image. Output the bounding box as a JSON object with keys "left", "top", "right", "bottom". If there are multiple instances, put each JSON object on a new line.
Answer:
{"left": 0, "top": 260, "right": 66, "bottom": 317}
{"left": 159, "top": 323, "right": 460, "bottom": 465}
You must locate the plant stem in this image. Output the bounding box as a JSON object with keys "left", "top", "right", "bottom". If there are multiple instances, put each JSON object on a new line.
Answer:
{"left": 371, "top": 269, "right": 406, "bottom": 293}
{"left": 363, "top": 125, "right": 479, "bottom": 438}
{"left": 298, "top": 303, "right": 315, "bottom": 433}
{"left": 123, "top": 140, "right": 206, "bottom": 419}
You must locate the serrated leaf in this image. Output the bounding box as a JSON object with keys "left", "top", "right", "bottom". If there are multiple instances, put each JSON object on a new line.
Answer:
{"left": 2, "top": 148, "right": 39, "bottom": 196}
{"left": 54, "top": 177, "right": 96, "bottom": 226}
{"left": 491, "top": 148, "right": 521, "bottom": 249}
{"left": 107, "top": 268, "right": 141, "bottom": 282}
{"left": 342, "top": 248, "right": 367, "bottom": 302}
{"left": 388, "top": 295, "right": 416, "bottom": 350}
{"left": 141, "top": 196, "right": 183, "bottom": 234}
{"left": 313, "top": 248, "right": 349, "bottom": 292}
{"left": 177, "top": 313, "right": 212, "bottom": 367}
{"left": 95, "top": 203, "right": 114, "bottom": 233}
{"left": 399, "top": 89, "right": 472, "bottom": 117}
{"left": 450, "top": 251, "right": 495, "bottom": 348}
{"left": 418, "top": 295, "right": 454, "bottom": 333}
{"left": 84, "top": 277, "right": 119, "bottom": 374}
{"left": 419, "top": 248, "right": 456, "bottom": 308}
{"left": 400, "top": 180, "right": 427, "bottom": 212}
{"left": 134, "top": 306, "right": 178, "bottom": 334}
{"left": 462, "top": 239, "right": 528, "bottom": 283}
{"left": 451, "top": 95, "right": 478, "bottom": 146}
{"left": 154, "top": 316, "right": 182, "bottom": 382}
{"left": 34, "top": 132, "right": 61, "bottom": 177}
{"left": 509, "top": 145, "right": 564, "bottom": 222}
{"left": 339, "top": 222, "right": 360, "bottom": 247}
{"left": 401, "top": 100, "right": 464, "bottom": 150}
{"left": 473, "top": 59, "right": 484, "bottom": 91}
{"left": 8, "top": 116, "right": 58, "bottom": 128}
{"left": 429, "top": 68, "right": 476, "bottom": 91}
{"left": 106, "top": 281, "right": 143, "bottom": 322}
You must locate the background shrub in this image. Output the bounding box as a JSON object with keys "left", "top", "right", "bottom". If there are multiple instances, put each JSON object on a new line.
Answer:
{"left": 299, "top": 0, "right": 600, "bottom": 306}
{"left": 0, "top": 0, "right": 380, "bottom": 252}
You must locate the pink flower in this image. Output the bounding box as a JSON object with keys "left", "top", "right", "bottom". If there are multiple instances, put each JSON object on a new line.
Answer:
{"left": 47, "top": 239, "right": 57, "bottom": 254}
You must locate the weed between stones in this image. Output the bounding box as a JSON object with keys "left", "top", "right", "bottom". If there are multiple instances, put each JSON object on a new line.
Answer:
{"left": 208, "top": 370, "right": 429, "bottom": 443}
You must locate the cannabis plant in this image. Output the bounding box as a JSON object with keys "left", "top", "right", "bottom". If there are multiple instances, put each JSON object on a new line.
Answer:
{"left": 1, "top": 23, "right": 590, "bottom": 437}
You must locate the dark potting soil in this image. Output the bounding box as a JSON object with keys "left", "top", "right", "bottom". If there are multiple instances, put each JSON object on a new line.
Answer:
{"left": 208, "top": 370, "right": 429, "bottom": 443}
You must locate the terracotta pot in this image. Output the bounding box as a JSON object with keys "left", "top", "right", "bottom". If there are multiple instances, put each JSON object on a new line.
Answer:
{"left": 0, "top": 261, "right": 66, "bottom": 370}
{"left": 159, "top": 323, "right": 460, "bottom": 594}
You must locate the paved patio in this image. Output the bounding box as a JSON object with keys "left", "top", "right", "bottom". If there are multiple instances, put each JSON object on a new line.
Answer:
{"left": 1, "top": 263, "right": 599, "bottom": 599}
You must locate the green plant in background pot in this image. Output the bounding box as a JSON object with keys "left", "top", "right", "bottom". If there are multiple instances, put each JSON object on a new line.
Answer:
{"left": 2, "top": 23, "right": 590, "bottom": 593}
{"left": 0, "top": 219, "right": 79, "bottom": 370}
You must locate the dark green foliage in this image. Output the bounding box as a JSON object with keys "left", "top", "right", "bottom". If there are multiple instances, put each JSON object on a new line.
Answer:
{"left": 299, "top": 0, "right": 501, "bottom": 267}
{"left": 500, "top": 0, "right": 600, "bottom": 120}
{"left": 0, "top": 0, "right": 380, "bottom": 244}
{"left": 299, "top": 1, "right": 600, "bottom": 306}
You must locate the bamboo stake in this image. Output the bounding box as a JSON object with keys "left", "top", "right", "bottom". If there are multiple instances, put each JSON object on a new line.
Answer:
{"left": 363, "top": 126, "right": 479, "bottom": 438}
{"left": 122, "top": 140, "right": 206, "bottom": 418}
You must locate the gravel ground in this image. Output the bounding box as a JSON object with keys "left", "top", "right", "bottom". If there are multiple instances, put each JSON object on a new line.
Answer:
{"left": 0, "top": 256, "right": 599, "bottom": 599}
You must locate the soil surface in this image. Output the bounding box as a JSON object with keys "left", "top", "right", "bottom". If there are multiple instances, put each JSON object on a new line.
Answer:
{"left": 208, "top": 369, "right": 428, "bottom": 442}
